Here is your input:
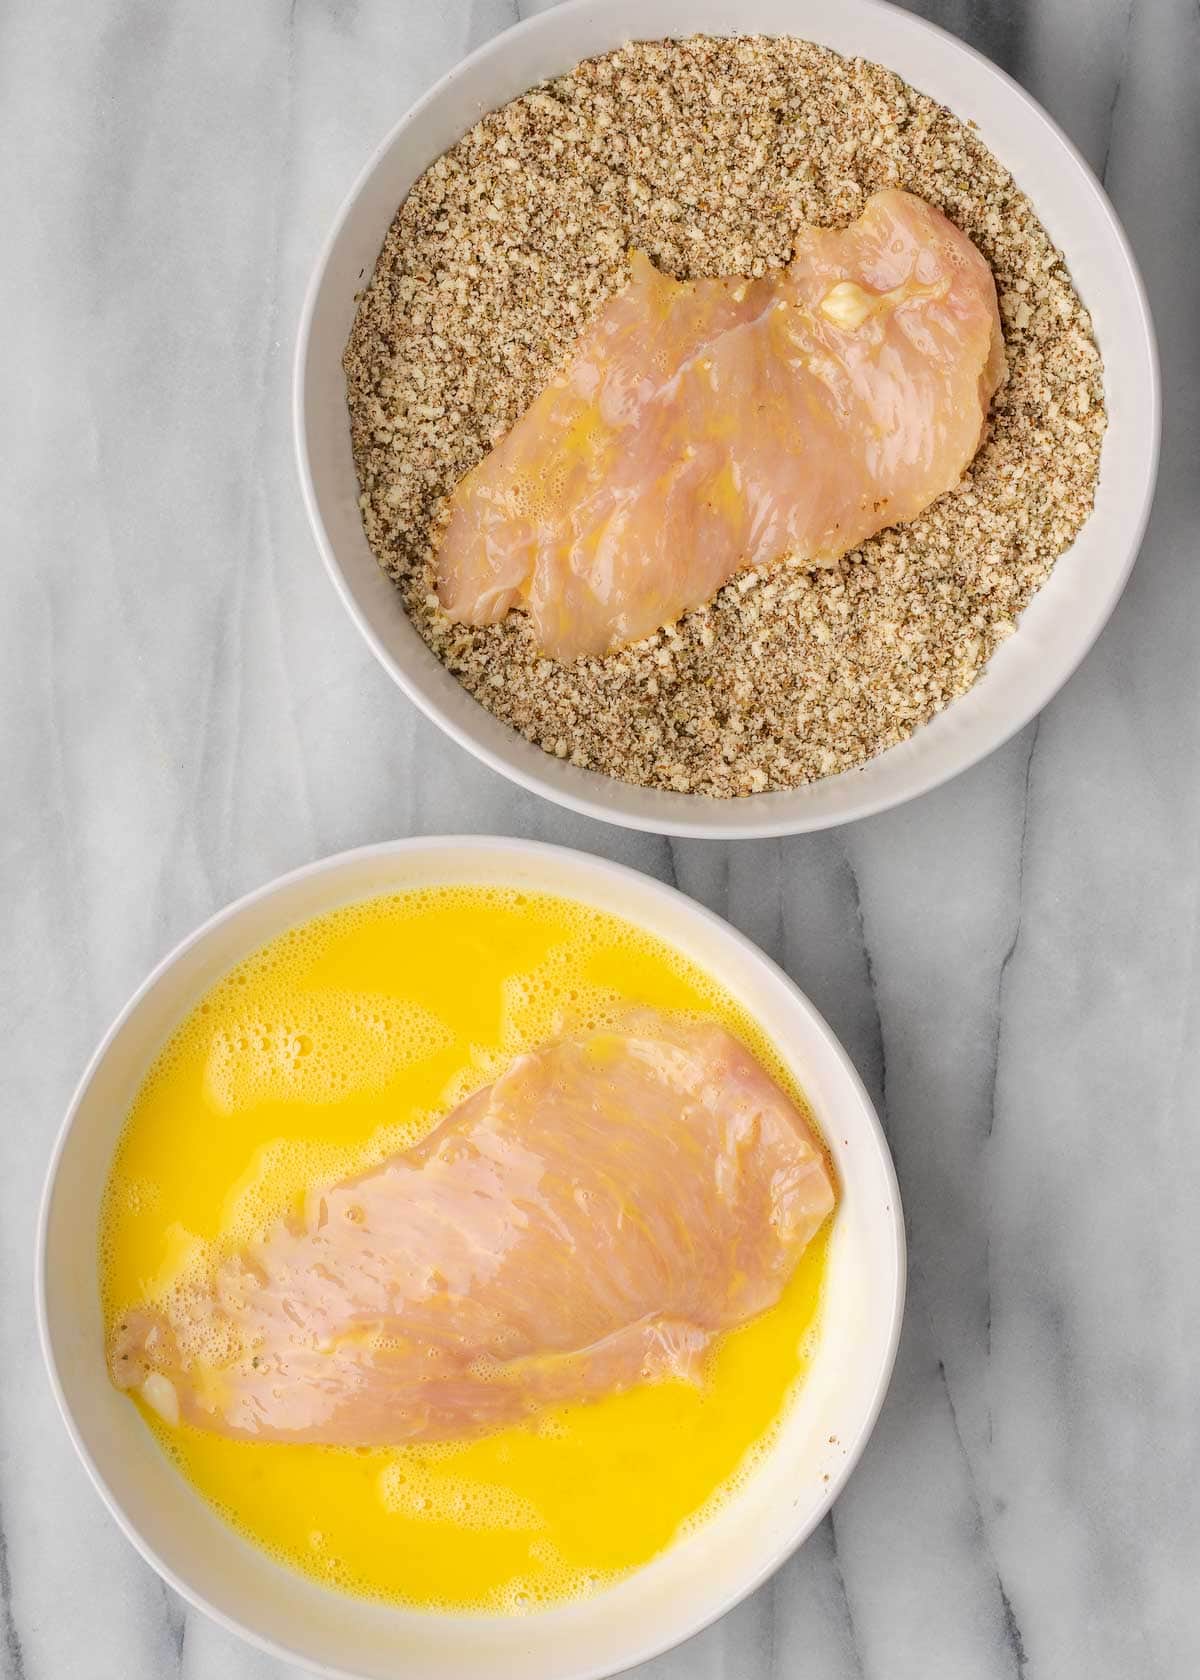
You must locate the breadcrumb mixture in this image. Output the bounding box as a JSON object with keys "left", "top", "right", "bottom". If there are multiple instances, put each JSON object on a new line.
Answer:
{"left": 344, "top": 35, "right": 1105, "bottom": 797}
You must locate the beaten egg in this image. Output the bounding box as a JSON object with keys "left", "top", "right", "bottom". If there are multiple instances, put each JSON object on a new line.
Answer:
{"left": 101, "top": 887, "right": 832, "bottom": 1611}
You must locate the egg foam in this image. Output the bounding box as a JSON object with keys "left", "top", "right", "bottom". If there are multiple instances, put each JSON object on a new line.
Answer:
{"left": 100, "top": 885, "right": 832, "bottom": 1612}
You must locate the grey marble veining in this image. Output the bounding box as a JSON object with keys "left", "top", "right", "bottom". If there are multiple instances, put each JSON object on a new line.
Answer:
{"left": 1, "top": 0, "right": 1197, "bottom": 1676}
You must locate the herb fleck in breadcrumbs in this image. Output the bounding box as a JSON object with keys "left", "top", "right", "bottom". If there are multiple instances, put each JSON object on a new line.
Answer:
{"left": 344, "top": 35, "right": 1105, "bottom": 798}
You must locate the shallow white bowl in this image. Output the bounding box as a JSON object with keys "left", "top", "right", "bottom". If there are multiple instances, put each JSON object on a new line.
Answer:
{"left": 295, "top": 0, "right": 1159, "bottom": 839}
{"left": 39, "top": 837, "right": 902, "bottom": 1680}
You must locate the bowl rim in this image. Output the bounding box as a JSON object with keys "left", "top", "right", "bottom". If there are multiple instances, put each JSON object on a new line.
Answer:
{"left": 293, "top": 0, "right": 1161, "bottom": 841}
{"left": 36, "top": 835, "right": 906, "bottom": 1680}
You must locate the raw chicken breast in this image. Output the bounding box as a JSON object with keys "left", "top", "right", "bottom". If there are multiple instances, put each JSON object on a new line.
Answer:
{"left": 436, "top": 190, "right": 1006, "bottom": 660}
{"left": 110, "top": 1011, "right": 835, "bottom": 1444}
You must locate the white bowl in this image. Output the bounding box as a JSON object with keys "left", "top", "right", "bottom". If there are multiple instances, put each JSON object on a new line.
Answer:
{"left": 38, "top": 837, "right": 902, "bottom": 1680}
{"left": 295, "top": 0, "right": 1159, "bottom": 840}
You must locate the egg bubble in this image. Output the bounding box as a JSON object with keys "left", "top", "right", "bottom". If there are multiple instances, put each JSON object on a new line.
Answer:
{"left": 378, "top": 1462, "right": 544, "bottom": 1534}
{"left": 202, "top": 988, "right": 452, "bottom": 1116}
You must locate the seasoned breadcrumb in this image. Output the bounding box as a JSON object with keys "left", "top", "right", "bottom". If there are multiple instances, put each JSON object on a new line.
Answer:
{"left": 344, "top": 35, "right": 1105, "bottom": 797}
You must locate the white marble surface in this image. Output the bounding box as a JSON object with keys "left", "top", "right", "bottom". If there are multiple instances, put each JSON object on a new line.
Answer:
{"left": 1, "top": 0, "right": 1197, "bottom": 1675}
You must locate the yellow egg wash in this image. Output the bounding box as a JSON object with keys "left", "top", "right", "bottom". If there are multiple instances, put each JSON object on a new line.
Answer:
{"left": 100, "top": 887, "right": 832, "bottom": 1611}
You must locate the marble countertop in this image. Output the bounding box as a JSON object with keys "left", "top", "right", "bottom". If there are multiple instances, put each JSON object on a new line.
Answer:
{"left": 2, "top": 0, "right": 1196, "bottom": 1675}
